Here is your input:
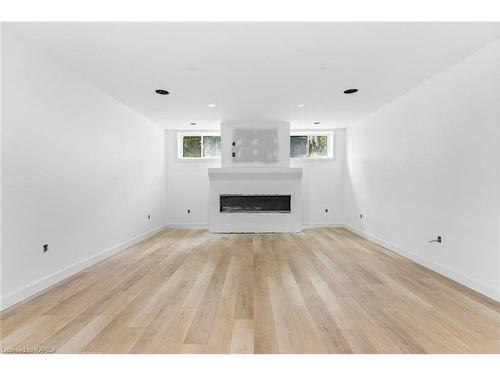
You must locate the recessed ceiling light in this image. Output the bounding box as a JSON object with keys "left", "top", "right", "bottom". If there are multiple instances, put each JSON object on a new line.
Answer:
{"left": 344, "top": 88, "right": 359, "bottom": 94}
{"left": 189, "top": 122, "right": 197, "bottom": 126}
{"left": 314, "top": 121, "right": 321, "bottom": 125}
{"left": 297, "top": 104, "right": 305, "bottom": 108}
{"left": 155, "top": 89, "right": 169, "bottom": 95}
{"left": 208, "top": 104, "right": 216, "bottom": 108}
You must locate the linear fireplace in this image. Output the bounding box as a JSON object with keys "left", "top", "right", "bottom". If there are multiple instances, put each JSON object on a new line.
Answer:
{"left": 208, "top": 167, "right": 302, "bottom": 233}
{"left": 220, "top": 194, "right": 291, "bottom": 213}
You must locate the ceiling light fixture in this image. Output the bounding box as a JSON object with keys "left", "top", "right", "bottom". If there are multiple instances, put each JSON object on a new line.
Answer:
{"left": 344, "top": 88, "right": 359, "bottom": 94}
{"left": 297, "top": 104, "right": 305, "bottom": 108}
{"left": 208, "top": 104, "right": 216, "bottom": 108}
{"left": 155, "top": 89, "right": 169, "bottom": 95}
{"left": 189, "top": 122, "right": 197, "bottom": 126}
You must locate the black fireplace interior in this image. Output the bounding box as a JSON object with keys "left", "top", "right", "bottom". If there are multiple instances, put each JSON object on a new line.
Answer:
{"left": 220, "top": 194, "right": 291, "bottom": 213}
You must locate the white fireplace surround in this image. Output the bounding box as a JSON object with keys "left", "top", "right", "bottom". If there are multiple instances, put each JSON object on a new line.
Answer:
{"left": 208, "top": 167, "right": 303, "bottom": 233}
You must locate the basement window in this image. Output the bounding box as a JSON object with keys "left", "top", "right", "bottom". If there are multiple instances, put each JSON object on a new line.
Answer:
{"left": 177, "top": 131, "right": 333, "bottom": 160}
{"left": 290, "top": 131, "right": 334, "bottom": 159}
{"left": 178, "top": 133, "right": 221, "bottom": 159}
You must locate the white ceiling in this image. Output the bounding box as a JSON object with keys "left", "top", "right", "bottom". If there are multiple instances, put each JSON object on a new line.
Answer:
{"left": 5, "top": 22, "right": 500, "bottom": 129}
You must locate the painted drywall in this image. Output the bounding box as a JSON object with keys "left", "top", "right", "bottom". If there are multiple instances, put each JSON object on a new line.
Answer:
{"left": 291, "top": 129, "right": 345, "bottom": 226}
{"left": 165, "top": 129, "right": 345, "bottom": 227}
{"left": 165, "top": 130, "right": 220, "bottom": 226}
{"left": 221, "top": 121, "right": 290, "bottom": 168}
{"left": 1, "top": 30, "right": 168, "bottom": 308}
{"left": 343, "top": 39, "right": 500, "bottom": 301}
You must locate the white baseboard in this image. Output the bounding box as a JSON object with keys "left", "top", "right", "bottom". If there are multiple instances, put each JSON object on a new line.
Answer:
{"left": 302, "top": 222, "right": 343, "bottom": 229}
{"left": 342, "top": 224, "right": 499, "bottom": 302}
{"left": 0, "top": 224, "right": 169, "bottom": 311}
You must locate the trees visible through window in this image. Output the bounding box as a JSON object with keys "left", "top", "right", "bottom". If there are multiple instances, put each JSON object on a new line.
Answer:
{"left": 308, "top": 135, "right": 329, "bottom": 157}
{"left": 203, "top": 136, "right": 221, "bottom": 158}
{"left": 183, "top": 136, "right": 202, "bottom": 157}
{"left": 290, "top": 136, "right": 308, "bottom": 158}
{"left": 290, "top": 133, "right": 332, "bottom": 159}
{"left": 181, "top": 134, "right": 221, "bottom": 159}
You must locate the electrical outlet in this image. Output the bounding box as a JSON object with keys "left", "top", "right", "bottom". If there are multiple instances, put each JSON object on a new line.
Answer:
{"left": 43, "top": 244, "right": 48, "bottom": 253}
{"left": 428, "top": 236, "right": 442, "bottom": 243}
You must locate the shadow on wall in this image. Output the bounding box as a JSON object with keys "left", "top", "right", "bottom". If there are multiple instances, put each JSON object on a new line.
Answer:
{"left": 232, "top": 128, "right": 279, "bottom": 163}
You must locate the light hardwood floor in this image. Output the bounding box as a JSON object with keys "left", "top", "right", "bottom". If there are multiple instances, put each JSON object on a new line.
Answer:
{"left": 1, "top": 228, "right": 499, "bottom": 354}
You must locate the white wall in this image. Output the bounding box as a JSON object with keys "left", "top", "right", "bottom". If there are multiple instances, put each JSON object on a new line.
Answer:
{"left": 291, "top": 129, "right": 345, "bottom": 226}
{"left": 165, "top": 130, "right": 220, "bottom": 226}
{"left": 1, "top": 30, "right": 168, "bottom": 308}
{"left": 165, "top": 129, "right": 345, "bottom": 227}
{"left": 344, "top": 39, "right": 500, "bottom": 301}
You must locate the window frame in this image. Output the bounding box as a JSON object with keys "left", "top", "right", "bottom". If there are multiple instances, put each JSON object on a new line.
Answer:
{"left": 290, "top": 130, "right": 334, "bottom": 160}
{"left": 177, "top": 131, "right": 222, "bottom": 160}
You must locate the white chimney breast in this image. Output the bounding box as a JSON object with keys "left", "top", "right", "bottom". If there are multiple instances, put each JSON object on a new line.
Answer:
{"left": 208, "top": 168, "right": 302, "bottom": 233}
{"left": 209, "top": 121, "right": 302, "bottom": 233}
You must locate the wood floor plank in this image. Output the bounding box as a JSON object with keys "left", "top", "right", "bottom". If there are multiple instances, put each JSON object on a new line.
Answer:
{"left": 267, "top": 276, "right": 303, "bottom": 353}
{"left": 297, "top": 282, "right": 352, "bottom": 353}
{"left": 222, "top": 256, "right": 241, "bottom": 296}
{"left": 234, "top": 265, "right": 254, "bottom": 319}
{"left": 206, "top": 295, "right": 237, "bottom": 353}
{"left": 292, "top": 307, "right": 328, "bottom": 354}
{"left": 230, "top": 319, "right": 254, "bottom": 354}
{"left": 183, "top": 261, "right": 219, "bottom": 307}
{"left": 183, "top": 253, "right": 231, "bottom": 344}
{"left": 57, "top": 314, "right": 116, "bottom": 353}
{"left": 154, "top": 307, "right": 198, "bottom": 354}
{"left": 252, "top": 286, "right": 279, "bottom": 354}
{"left": 339, "top": 297, "right": 405, "bottom": 354}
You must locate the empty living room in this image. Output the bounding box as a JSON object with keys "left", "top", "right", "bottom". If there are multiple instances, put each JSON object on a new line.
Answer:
{"left": 1, "top": 1, "right": 499, "bottom": 373}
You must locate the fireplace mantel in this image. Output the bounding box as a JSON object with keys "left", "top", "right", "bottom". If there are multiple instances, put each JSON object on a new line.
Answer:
{"left": 208, "top": 167, "right": 303, "bottom": 181}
